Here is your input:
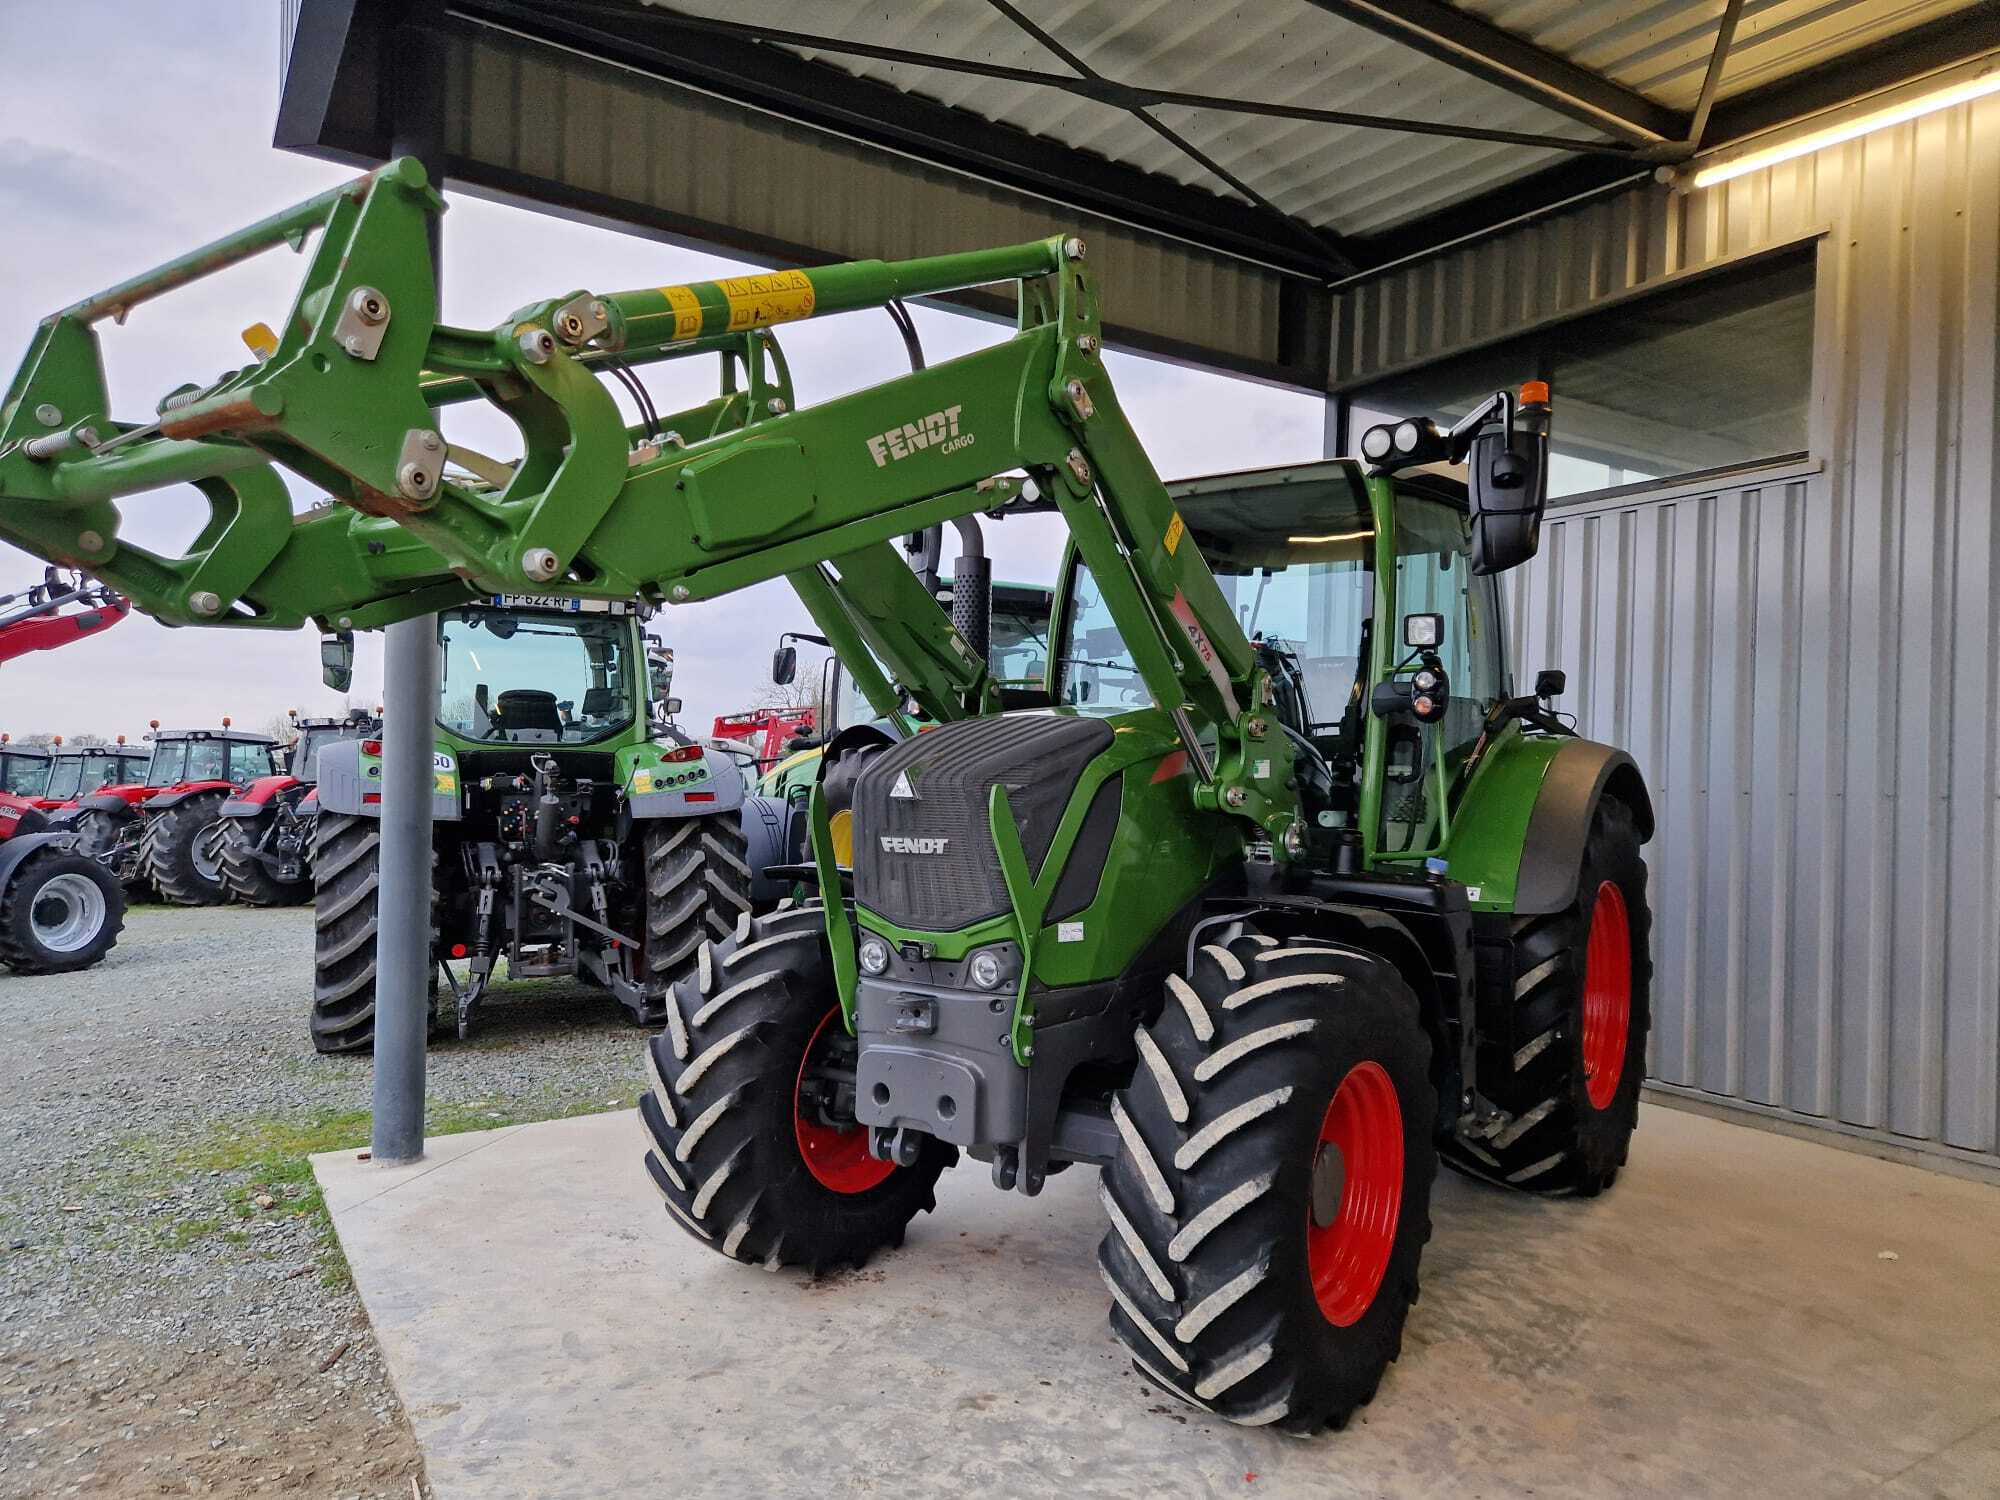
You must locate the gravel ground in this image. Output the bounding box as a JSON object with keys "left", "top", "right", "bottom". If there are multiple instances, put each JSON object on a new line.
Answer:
{"left": 0, "top": 903, "right": 654, "bottom": 1498}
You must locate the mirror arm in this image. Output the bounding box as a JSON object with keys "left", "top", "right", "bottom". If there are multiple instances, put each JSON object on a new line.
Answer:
{"left": 1448, "top": 390, "right": 1513, "bottom": 462}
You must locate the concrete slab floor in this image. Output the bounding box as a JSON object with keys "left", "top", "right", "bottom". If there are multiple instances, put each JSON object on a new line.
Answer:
{"left": 314, "top": 1103, "right": 2000, "bottom": 1500}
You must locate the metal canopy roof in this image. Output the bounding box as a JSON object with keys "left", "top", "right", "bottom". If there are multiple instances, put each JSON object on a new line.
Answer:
{"left": 279, "top": 0, "right": 2000, "bottom": 387}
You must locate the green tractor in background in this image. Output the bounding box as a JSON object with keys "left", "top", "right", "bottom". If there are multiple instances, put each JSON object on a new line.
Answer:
{"left": 306, "top": 596, "right": 770, "bottom": 1051}
{"left": 757, "top": 577, "right": 1054, "bottom": 867}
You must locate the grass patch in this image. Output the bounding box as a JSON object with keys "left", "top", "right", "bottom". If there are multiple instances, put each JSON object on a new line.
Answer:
{"left": 132, "top": 1090, "right": 645, "bottom": 1284}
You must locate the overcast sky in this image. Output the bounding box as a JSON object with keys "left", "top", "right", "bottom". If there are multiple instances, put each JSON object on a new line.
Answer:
{"left": 0, "top": 1, "right": 1326, "bottom": 740}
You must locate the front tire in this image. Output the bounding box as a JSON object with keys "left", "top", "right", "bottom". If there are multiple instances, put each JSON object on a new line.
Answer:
{"left": 1445, "top": 797, "right": 1652, "bottom": 1195}
{"left": 215, "top": 811, "right": 312, "bottom": 907}
{"left": 639, "top": 905, "right": 951, "bottom": 1270}
{"left": 1098, "top": 929, "right": 1436, "bottom": 1432}
{"left": 141, "top": 791, "right": 230, "bottom": 907}
{"left": 0, "top": 849, "right": 125, "bottom": 974}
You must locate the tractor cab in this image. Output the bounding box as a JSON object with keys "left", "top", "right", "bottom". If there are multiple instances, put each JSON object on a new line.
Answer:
{"left": 1056, "top": 459, "right": 1517, "bottom": 873}
{"left": 38, "top": 743, "right": 150, "bottom": 809}
{"left": 142, "top": 728, "right": 280, "bottom": 790}
{"left": 0, "top": 740, "right": 52, "bottom": 802}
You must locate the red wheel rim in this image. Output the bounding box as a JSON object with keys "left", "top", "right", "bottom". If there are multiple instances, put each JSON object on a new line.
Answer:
{"left": 1307, "top": 1060, "right": 1404, "bottom": 1328}
{"left": 794, "top": 1009, "right": 896, "bottom": 1194}
{"left": 1581, "top": 880, "right": 1632, "bottom": 1111}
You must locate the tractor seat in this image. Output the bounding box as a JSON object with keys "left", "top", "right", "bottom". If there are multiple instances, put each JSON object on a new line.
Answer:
{"left": 493, "top": 688, "right": 563, "bottom": 737}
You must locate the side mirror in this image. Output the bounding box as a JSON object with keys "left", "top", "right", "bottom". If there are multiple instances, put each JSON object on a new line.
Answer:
{"left": 320, "top": 632, "right": 355, "bottom": 693}
{"left": 1468, "top": 386, "right": 1551, "bottom": 576}
{"left": 1535, "top": 668, "right": 1566, "bottom": 700}
{"left": 771, "top": 643, "right": 798, "bottom": 686}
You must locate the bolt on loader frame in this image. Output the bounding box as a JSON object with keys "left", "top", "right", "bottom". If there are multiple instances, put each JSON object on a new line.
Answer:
{"left": 0, "top": 158, "right": 1654, "bottom": 1432}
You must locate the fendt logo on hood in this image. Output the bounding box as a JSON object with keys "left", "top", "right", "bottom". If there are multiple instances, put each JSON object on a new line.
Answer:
{"left": 880, "top": 835, "right": 949, "bottom": 855}
{"left": 866, "top": 405, "right": 972, "bottom": 467}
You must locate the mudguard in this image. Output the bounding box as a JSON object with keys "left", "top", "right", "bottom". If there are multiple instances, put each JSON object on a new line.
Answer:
{"left": 623, "top": 744, "right": 747, "bottom": 820}
{"left": 0, "top": 830, "right": 69, "bottom": 887}
{"left": 311, "top": 738, "right": 462, "bottom": 821}
{"left": 222, "top": 774, "right": 302, "bottom": 815}
{"left": 143, "top": 780, "right": 237, "bottom": 812}
{"left": 1512, "top": 740, "right": 1654, "bottom": 915}
{"left": 73, "top": 790, "right": 146, "bottom": 818}
{"left": 740, "top": 793, "right": 795, "bottom": 907}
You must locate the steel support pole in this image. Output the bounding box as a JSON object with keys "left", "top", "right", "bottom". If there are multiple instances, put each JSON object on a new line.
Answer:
{"left": 371, "top": 2, "right": 447, "bottom": 1166}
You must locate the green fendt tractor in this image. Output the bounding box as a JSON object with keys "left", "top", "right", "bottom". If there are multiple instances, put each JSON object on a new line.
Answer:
{"left": 0, "top": 159, "right": 1651, "bottom": 1433}
{"left": 306, "top": 597, "right": 757, "bottom": 1050}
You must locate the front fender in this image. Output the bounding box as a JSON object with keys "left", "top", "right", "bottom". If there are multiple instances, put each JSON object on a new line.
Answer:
{"left": 0, "top": 831, "right": 70, "bottom": 886}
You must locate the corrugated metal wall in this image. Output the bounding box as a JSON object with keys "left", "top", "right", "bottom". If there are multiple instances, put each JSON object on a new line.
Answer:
{"left": 1336, "top": 95, "right": 2000, "bottom": 1167}
{"left": 428, "top": 22, "right": 1314, "bottom": 385}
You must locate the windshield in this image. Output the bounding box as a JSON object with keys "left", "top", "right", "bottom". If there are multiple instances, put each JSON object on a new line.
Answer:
{"left": 45, "top": 755, "right": 83, "bottom": 801}
{"left": 1, "top": 753, "right": 49, "bottom": 795}
{"left": 991, "top": 593, "right": 1052, "bottom": 692}
{"left": 291, "top": 727, "right": 348, "bottom": 781}
{"left": 438, "top": 608, "right": 636, "bottom": 745}
{"left": 147, "top": 740, "right": 228, "bottom": 786}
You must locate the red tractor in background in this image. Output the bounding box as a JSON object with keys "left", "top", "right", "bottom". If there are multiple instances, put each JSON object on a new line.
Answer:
{"left": 32, "top": 738, "right": 150, "bottom": 811}
{"left": 68, "top": 722, "right": 282, "bottom": 905}
{"left": 0, "top": 738, "right": 52, "bottom": 802}
{"left": 710, "top": 705, "right": 816, "bottom": 769}
{"left": 0, "top": 570, "right": 127, "bottom": 666}
{"left": 214, "top": 708, "right": 379, "bottom": 906}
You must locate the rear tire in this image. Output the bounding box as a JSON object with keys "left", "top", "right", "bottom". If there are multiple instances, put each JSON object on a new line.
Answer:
{"left": 310, "top": 814, "right": 443, "bottom": 1053}
{"left": 641, "top": 813, "right": 754, "bottom": 998}
{"left": 0, "top": 849, "right": 124, "bottom": 974}
{"left": 141, "top": 791, "right": 230, "bottom": 906}
{"left": 1445, "top": 797, "right": 1652, "bottom": 1196}
{"left": 1098, "top": 928, "right": 1436, "bottom": 1432}
{"left": 215, "top": 811, "right": 312, "bottom": 907}
{"left": 638, "top": 904, "right": 951, "bottom": 1270}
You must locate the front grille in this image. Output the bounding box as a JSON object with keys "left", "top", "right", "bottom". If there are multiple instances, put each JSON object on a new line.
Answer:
{"left": 853, "top": 714, "right": 1113, "bottom": 932}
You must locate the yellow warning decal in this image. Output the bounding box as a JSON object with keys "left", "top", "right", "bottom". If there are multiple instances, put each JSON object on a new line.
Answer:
{"left": 1164, "top": 511, "right": 1186, "bottom": 555}
{"left": 433, "top": 771, "right": 457, "bottom": 796}
{"left": 661, "top": 285, "right": 703, "bottom": 342}
{"left": 717, "top": 270, "right": 816, "bottom": 332}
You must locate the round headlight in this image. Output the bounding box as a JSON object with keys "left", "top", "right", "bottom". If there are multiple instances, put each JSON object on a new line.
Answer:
{"left": 857, "top": 935, "right": 891, "bottom": 976}
{"left": 1360, "top": 425, "right": 1393, "bottom": 461}
{"left": 968, "top": 950, "right": 1005, "bottom": 989}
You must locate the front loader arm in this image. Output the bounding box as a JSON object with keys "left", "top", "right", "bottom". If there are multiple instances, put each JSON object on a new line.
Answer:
{"left": 0, "top": 158, "right": 1298, "bottom": 847}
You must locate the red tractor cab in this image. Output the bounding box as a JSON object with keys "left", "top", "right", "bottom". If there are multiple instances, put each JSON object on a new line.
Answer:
{"left": 33, "top": 738, "right": 149, "bottom": 812}
{"left": 68, "top": 721, "right": 282, "bottom": 904}
{"left": 215, "top": 708, "right": 379, "bottom": 905}
{"left": 711, "top": 706, "right": 816, "bottom": 768}
{"left": 0, "top": 739, "right": 53, "bottom": 803}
